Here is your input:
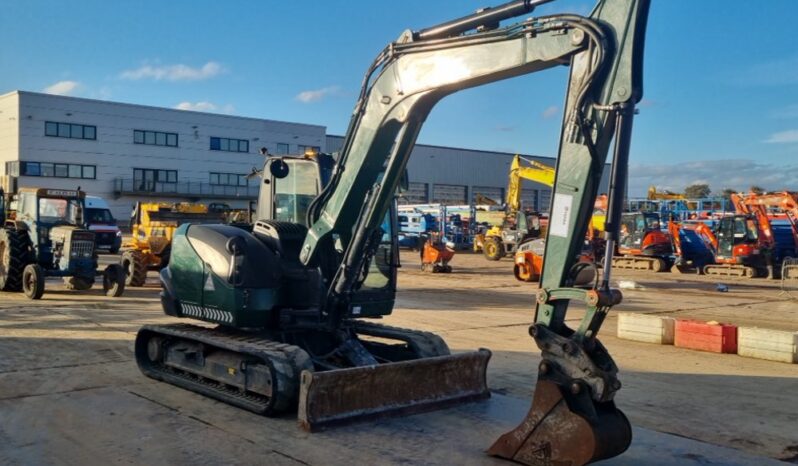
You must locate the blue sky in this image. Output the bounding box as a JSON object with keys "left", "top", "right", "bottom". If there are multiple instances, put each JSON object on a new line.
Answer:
{"left": 2, "top": 0, "right": 797, "bottom": 196}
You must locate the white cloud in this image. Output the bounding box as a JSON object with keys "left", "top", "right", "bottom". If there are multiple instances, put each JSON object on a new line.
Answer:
{"left": 628, "top": 159, "right": 798, "bottom": 197}
{"left": 541, "top": 106, "right": 559, "bottom": 119}
{"left": 121, "top": 61, "right": 224, "bottom": 81}
{"left": 295, "top": 86, "right": 340, "bottom": 103}
{"left": 42, "top": 80, "right": 79, "bottom": 96}
{"left": 764, "top": 129, "right": 798, "bottom": 144}
{"left": 174, "top": 101, "right": 235, "bottom": 114}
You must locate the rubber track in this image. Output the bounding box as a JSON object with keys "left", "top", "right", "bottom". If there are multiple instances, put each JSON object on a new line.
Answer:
{"left": 703, "top": 265, "right": 755, "bottom": 278}
{"left": 350, "top": 320, "right": 451, "bottom": 358}
{"left": 612, "top": 257, "right": 661, "bottom": 271}
{"left": 135, "top": 323, "right": 312, "bottom": 415}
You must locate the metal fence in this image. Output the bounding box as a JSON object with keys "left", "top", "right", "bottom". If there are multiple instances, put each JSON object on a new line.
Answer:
{"left": 781, "top": 257, "right": 798, "bottom": 299}
{"left": 113, "top": 178, "right": 258, "bottom": 200}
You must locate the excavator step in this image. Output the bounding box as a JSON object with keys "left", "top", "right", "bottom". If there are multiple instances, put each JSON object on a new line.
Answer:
{"left": 298, "top": 349, "right": 491, "bottom": 431}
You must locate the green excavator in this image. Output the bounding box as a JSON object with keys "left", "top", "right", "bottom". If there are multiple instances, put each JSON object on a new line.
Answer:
{"left": 135, "top": 0, "right": 650, "bottom": 464}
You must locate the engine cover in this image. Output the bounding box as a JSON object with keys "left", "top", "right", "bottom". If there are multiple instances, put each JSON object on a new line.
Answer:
{"left": 164, "top": 224, "right": 294, "bottom": 328}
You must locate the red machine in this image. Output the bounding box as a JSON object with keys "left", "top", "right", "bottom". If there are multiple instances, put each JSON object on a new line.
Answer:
{"left": 421, "top": 236, "right": 454, "bottom": 273}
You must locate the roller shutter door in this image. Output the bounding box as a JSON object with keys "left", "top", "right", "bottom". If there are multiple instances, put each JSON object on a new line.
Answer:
{"left": 521, "top": 188, "right": 538, "bottom": 210}
{"left": 472, "top": 186, "right": 503, "bottom": 205}
{"left": 402, "top": 182, "right": 428, "bottom": 204}
{"left": 538, "top": 189, "right": 553, "bottom": 212}
{"left": 432, "top": 184, "right": 467, "bottom": 204}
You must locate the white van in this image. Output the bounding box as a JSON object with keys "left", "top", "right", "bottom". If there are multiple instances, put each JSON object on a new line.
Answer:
{"left": 84, "top": 196, "right": 122, "bottom": 253}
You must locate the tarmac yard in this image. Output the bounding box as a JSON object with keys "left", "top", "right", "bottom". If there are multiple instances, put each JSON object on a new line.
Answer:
{"left": 1, "top": 251, "right": 797, "bottom": 465}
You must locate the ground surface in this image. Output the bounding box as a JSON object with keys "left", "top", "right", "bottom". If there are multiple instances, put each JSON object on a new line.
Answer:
{"left": 0, "top": 251, "right": 796, "bottom": 465}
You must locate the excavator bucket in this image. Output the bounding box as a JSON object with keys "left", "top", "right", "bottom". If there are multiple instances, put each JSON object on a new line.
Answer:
{"left": 488, "top": 380, "right": 632, "bottom": 466}
{"left": 297, "top": 349, "right": 491, "bottom": 431}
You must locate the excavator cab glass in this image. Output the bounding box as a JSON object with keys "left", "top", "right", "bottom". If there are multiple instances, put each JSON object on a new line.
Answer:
{"left": 716, "top": 216, "right": 758, "bottom": 257}
{"left": 273, "top": 161, "right": 319, "bottom": 223}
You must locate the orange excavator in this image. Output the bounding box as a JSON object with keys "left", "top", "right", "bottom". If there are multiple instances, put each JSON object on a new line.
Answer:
{"left": 670, "top": 193, "right": 777, "bottom": 277}
{"left": 736, "top": 191, "right": 798, "bottom": 277}
{"left": 611, "top": 211, "right": 673, "bottom": 272}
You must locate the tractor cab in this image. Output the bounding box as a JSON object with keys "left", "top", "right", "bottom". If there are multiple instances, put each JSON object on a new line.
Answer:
{"left": 13, "top": 188, "right": 89, "bottom": 268}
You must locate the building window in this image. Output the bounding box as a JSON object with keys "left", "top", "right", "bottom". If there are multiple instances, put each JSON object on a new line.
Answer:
{"left": 210, "top": 172, "right": 248, "bottom": 186}
{"left": 298, "top": 145, "right": 321, "bottom": 154}
{"left": 45, "top": 121, "right": 97, "bottom": 140}
{"left": 210, "top": 137, "right": 249, "bottom": 153}
{"left": 133, "top": 168, "right": 177, "bottom": 192}
{"left": 276, "top": 143, "right": 290, "bottom": 155}
{"left": 14, "top": 161, "right": 96, "bottom": 179}
{"left": 133, "top": 130, "right": 178, "bottom": 147}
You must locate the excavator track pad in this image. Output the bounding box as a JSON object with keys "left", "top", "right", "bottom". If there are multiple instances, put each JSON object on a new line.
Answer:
{"left": 298, "top": 349, "right": 491, "bottom": 431}
{"left": 488, "top": 380, "right": 631, "bottom": 466}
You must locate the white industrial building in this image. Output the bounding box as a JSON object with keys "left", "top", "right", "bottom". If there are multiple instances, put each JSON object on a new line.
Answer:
{"left": 0, "top": 90, "right": 608, "bottom": 222}
{"left": 0, "top": 91, "right": 326, "bottom": 220}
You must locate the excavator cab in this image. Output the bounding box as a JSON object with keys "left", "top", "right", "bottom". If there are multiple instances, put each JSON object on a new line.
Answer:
{"left": 714, "top": 215, "right": 760, "bottom": 263}
{"left": 618, "top": 212, "right": 668, "bottom": 255}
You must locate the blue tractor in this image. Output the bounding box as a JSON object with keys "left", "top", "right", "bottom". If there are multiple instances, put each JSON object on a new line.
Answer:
{"left": 0, "top": 187, "right": 125, "bottom": 299}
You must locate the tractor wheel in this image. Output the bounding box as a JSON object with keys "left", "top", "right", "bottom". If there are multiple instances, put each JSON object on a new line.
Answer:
{"left": 63, "top": 277, "right": 94, "bottom": 291}
{"left": 103, "top": 264, "right": 126, "bottom": 297}
{"left": 122, "top": 250, "right": 148, "bottom": 287}
{"left": 483, "top": 237, "right": 504, "bottom": 261}
{"left": 22, "top": 264, "right": 45, "bottom": 300}
{"left": 0, "top": 228, "right": 32, "bottom": 292}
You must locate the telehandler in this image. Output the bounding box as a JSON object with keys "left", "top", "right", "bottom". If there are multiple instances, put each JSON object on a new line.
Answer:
{"left": 134, "top": 1, "right": 650, "bottom": 465}
{"left": 122, "top": 202, "right": 226, "bottom": 286}
{"left": 479, "top": 155, "right": 553, "bottom": 260}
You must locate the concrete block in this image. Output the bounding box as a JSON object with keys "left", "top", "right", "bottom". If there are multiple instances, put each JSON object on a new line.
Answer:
{"left": 617, "top": 313, "right": 675, "bottom": 345}
{"left": 674, "top": 319, "right": 737, "bottom": 354}
{"left": 738, "top": 327, "right": 798, "bottom": 364}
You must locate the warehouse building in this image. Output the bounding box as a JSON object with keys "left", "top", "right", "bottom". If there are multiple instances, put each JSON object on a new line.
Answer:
{"left": 327, "top": 136, "right": 611, "bottom": 211}
{"left": 0, "top": 90, "right": 609, "bottom": 221}
{"left": 0, "top": 90, "right": 326, "bottom": 220}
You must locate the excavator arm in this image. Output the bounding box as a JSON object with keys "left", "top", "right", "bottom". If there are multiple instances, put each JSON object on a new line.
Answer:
{"left": 507, "top": 155, "right": 556, "bottom": 212}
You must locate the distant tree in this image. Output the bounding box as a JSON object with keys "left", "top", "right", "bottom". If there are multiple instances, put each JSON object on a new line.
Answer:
{"left": 684, "top": 183, "right": 711, "bottom": 199}
{"left": 720, "top": 187, "right": 737, "bottom": 211}
{"left": 749, "top": 185, "right": 765, "bottom": 195}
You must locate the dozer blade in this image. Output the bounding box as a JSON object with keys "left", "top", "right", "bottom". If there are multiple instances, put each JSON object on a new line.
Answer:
{"left": 297, "top": 349, "right": 491, "bottom": 431}
{"left": 488, "top": 380, "right": 631, "bottom": 466}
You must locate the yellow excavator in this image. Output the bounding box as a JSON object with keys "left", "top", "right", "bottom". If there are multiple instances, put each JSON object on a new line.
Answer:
{"left": 477, "top": 154, "right": 554, "bottom": 260}
{"left": 647, "top": 185, "right": 686, "bottom": 201}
